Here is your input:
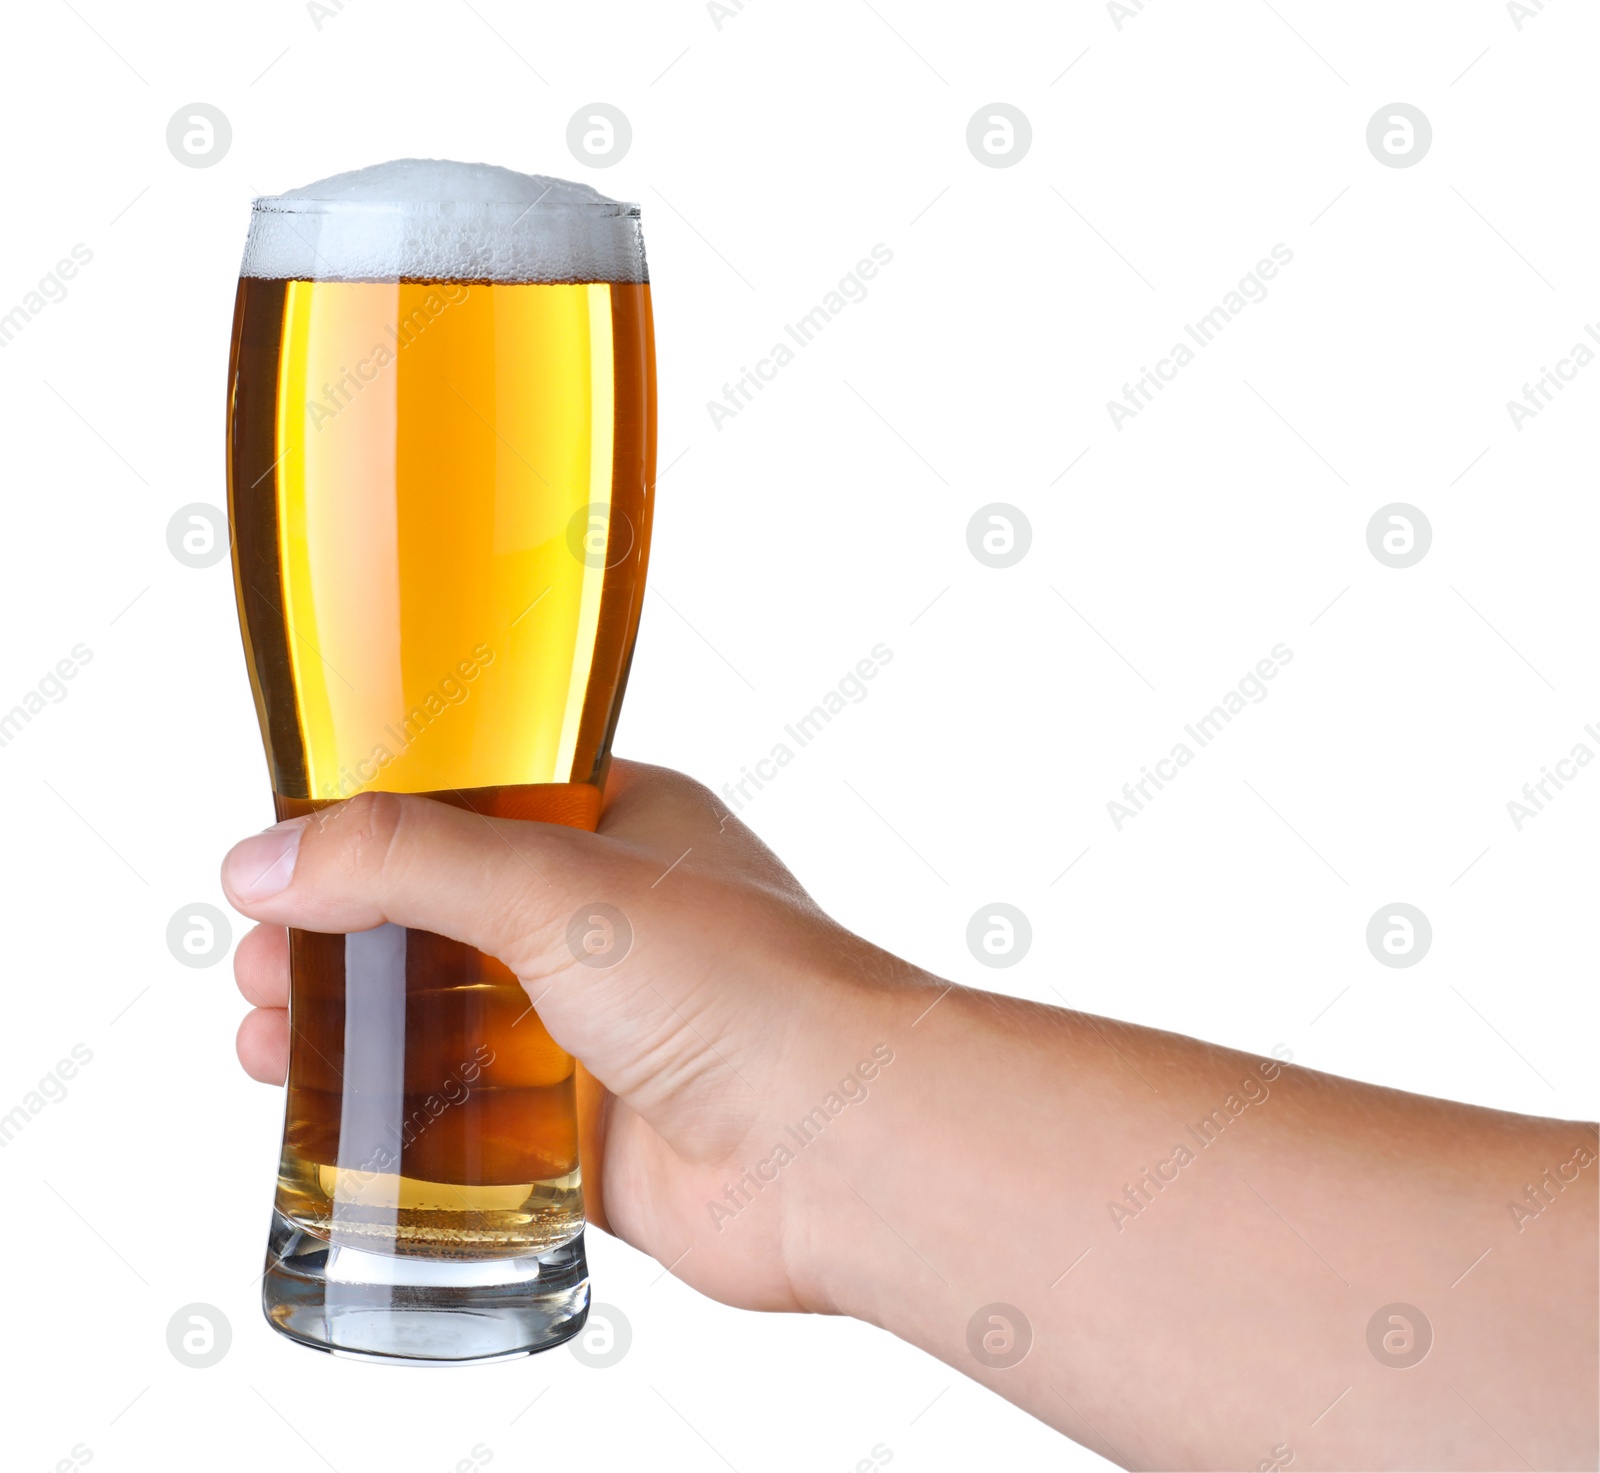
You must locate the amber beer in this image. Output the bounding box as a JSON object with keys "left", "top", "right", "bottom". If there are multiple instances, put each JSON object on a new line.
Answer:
{"left": 226, "top": 162, "right": 654, "bottom": 1361}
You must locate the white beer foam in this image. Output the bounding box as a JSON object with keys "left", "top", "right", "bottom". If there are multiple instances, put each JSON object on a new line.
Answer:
{"left": 242, "top": 159, "right": 647, "bottom": 283}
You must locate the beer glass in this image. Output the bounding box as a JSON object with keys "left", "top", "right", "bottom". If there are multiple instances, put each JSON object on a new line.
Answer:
{"left": 224, "top": 161, "right": 655, "bottom": 1362}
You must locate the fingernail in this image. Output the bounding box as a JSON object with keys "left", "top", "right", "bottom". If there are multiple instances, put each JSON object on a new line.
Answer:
{"left": 226, "top": 821, "right": 304, "bottom": 901}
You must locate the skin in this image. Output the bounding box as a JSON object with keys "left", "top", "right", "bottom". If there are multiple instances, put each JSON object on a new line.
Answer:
{"left": 223, "top": 761, "right": 1597, "bottom": 1471}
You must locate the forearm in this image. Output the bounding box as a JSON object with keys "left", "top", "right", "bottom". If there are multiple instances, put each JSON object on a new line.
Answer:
{"left": 222, "top": 774, "right": 1595, "bottom": 1465}
{"left": 797, "top": 975, "right": 1598, "bottom": 1470}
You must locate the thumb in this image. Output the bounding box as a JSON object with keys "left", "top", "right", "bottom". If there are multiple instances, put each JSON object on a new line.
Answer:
{"left": 221, "top": 789, "right": 737, "bottom": 1135}
{"left": 219, "top": 791, "right": 615, "bottom": 980}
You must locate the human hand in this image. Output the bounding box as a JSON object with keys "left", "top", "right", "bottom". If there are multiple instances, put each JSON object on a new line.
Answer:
{"left": 222, "top": 759, "right": 924, "bottom": 1317}
{"left": 223, "top": 760, "right": 1598, "bottom": 1468}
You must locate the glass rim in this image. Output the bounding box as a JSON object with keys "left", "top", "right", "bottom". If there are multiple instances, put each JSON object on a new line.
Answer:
{"left": 249, "top": 195, "right": 641, "bottom": 217}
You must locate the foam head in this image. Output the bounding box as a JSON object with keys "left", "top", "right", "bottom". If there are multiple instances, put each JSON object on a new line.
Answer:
{"left": 242, "top": 159, "right": 646, "bottom": 283}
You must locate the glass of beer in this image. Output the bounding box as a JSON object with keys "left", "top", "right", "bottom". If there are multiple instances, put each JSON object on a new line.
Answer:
{"left": 224, "top": 160, "right": 655, "bottom": 1362}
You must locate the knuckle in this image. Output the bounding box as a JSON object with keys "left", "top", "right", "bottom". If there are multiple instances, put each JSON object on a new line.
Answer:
{"left": 335, "top": 790, "right": 408, "bottom": 881}
{"left": 654, "top": 765, "right": 718, "bottom": 815}
{"left": 664, "top": 765, "right": 711, "bottom": 798}
{"left": 681, "top": 773, "right": 719, "bottom": 807}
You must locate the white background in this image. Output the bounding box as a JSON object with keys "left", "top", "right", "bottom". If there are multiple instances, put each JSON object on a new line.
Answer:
{"left": 1, "top": 1, "right": 1596, "bottom": 1469}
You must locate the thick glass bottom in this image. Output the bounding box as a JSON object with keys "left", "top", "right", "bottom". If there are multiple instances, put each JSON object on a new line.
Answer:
{"left": 261, "top": 1210, "right": 588, "bottom": 1364}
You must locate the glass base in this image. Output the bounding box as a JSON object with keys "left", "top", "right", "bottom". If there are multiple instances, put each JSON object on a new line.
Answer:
{"left": 261, "top": 1210, "right": 588, "bottom": 1364}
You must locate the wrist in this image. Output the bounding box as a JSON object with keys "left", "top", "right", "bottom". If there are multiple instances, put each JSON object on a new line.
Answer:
{"left": 779, "top": 952, "right": 967, "bottom": 1322}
